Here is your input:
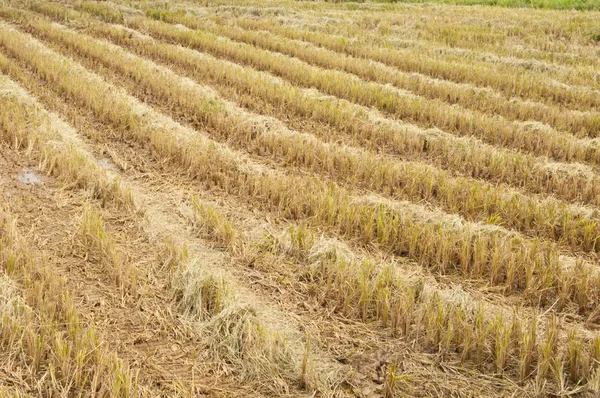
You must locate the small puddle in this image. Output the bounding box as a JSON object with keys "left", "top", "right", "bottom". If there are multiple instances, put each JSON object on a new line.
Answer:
{"left": 98, "top": 158, "right": 115, "bottom": 170}
{"left": 17, "top": 169, "right": 43, "bottom": 185}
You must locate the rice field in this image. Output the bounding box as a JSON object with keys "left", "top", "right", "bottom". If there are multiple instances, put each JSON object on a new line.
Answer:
{"left": 0, "top": 0, "right": 599, "bottom": 396}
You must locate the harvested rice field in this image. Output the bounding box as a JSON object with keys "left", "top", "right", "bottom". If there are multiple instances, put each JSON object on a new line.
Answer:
{"left": 0, "top": 0, "right": 599, "bottom": 396}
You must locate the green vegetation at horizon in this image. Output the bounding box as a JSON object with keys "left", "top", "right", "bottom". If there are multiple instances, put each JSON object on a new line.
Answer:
{"left": 358, "top": 0, "right": 600, "bottom": 11}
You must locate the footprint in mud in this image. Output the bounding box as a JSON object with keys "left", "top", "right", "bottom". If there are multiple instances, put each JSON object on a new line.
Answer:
{"left": 17, "top": 168, "right": 43, "bottom": 185}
